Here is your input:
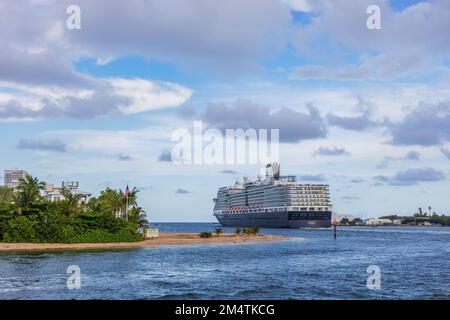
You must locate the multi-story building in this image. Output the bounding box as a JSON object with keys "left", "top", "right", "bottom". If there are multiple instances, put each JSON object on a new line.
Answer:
{"left": 4, "top": 169, "right": 29, "bottom": 190}
{"left": 43, "top": 181, "right": 91, "bottom": 203}
{"left": 3, "top": 169, "right": 91, "bottom": 204}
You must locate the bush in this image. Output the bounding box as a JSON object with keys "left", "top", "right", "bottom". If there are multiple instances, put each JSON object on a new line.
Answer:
{"left": 199, "top": 232, "right": 212, "bottom": 238}
{"left": 68, "top": 227, "right": 143, "bottom": 243}
{"left": 35, "top": 210, "right": 69, "bottom": 243}
{"left": 243, "top": 227, "right": 260, "bottom": 235}
{"left": 1, "top": 211, "right": 143, "bottom": 243}
{"left": 235, "top": 227, "right": 241, "bottom": 234}
{"left": 3, "top": 216, "right": 39, "bottom": 243}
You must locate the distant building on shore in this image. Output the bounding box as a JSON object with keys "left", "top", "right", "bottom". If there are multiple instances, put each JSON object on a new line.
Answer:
{"left": 4, "top": 169, "right": 28, "bottom": 190}
{"left": 3, "top": 169, "right": 91, "bottom": 203}
{"left": 332, "top": 214, "right": 355, "bottom": 223}
{"left": 43, "top": 181, "right": 91, "bottom": 203}
{"left": 365, "top": 218, "right": 402, "bottom": 226}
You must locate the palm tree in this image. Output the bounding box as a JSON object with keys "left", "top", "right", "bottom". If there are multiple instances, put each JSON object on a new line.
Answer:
{"left": 127, "top": 187, "right": 139, "bottom": 207}
{"left": 61, "top": 188, "right": 83, "bottom": 216}
{"left": 215, "top": 227, "right": 223, "bottom": 236}
{"left": 119, "top": 187, "right": 139, "bottom": 210}
{"left": 15, "top": 175, "right": 45, "bottom": 209}
{"left": 128, "top": 206, "right": 149, "bottom": 229}
{"left": 98, "top": 188, "right": 124, "bottom": 216}
{"left": 86, "top": 197, "right": 101, "bottom": 212}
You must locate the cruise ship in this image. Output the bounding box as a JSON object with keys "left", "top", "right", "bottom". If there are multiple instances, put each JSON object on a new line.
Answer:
{"left": 213, "top": 163, "right": 332, "bottom": 228}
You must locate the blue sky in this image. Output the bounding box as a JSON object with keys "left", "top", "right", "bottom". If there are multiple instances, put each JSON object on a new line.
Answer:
{"left": 1, "top": 0, "right": 450, "bottom": 221}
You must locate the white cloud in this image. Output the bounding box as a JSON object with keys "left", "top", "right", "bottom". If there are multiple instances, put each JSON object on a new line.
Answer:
{"left": 0, "top": 0, "right": 292, "bottom": 76}
{"left": 291, "top": 0, "right": 450, "bottom": 80}
{"left": 282, "top": 0, "right": 313, "bottom": 12}
{"left": 0, "top": 78, "right": 192, "bottom": 120}
{"left": 108, "top": 78, "right": 192, "bottom": 115}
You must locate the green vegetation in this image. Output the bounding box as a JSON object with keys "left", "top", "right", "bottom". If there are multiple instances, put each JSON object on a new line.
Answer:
{"left": 0, "top": 186, "right": 15, "bottom": 203}
{"left": 199, "top": 232, "right": 212, "bottom": 238}
{"left": 235, "top": 227, "right": 241, "bottom": 234}
{"left": 243, "top": 227, "right": 260, "bottom": 235}
{"left": 214, "top": 227, "right": 223, "bottom": 236}
{"left": 339, "top": 218, "right": 363, "bottom": 226}
{"left": 379, "top": 207, "right": 450, "bottom": 226}
{"left": 0, "top": 176, "right": 148, "bottom": 243}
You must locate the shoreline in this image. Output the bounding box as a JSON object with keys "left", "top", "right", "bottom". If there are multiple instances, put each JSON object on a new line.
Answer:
{"left": 0, "top": 232, "right": 288, "bottom": 253}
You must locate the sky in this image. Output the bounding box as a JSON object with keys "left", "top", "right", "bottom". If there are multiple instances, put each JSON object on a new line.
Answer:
{"left": 1, "top": 0, "right": 450, "bottom": 221}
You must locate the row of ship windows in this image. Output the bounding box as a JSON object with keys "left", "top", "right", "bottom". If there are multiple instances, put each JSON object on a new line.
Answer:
{"left": 250, "top": 193, "right": 329, "bottom": 197}
{"left": 228, "top": 188, "right": 329, "bottom": 193}
{"left": 227, "top": 191, "right": 328, "bottom": 196}
{"left": 229, "top": 202, "right": 330, "bottom": 206}
{"left": 246, "top": 190, "right": 329, "bottom": 194}
{"left": 283, "top": 195, "right": 329, "bottom": 198}
{"left": 220, "top": 207, "right": 330, "bottom": 213}
{"left": 217, "top": 205, "right": 329, "bottom": 209}
{"left": 230, "top": 196, "right": 330, "bottom": 201}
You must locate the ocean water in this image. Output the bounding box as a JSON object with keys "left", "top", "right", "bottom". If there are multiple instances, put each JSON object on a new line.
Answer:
{"left": 0, "top": 223, "right": 449, "bottom": 300}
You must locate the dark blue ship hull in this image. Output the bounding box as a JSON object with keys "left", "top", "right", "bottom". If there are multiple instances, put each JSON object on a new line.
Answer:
{"left": 214, "top": 210, "right": 332, "bottom": 228}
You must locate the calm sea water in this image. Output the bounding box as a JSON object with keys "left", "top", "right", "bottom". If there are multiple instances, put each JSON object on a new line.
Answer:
{"left": 0, "top": 223, "right": 449, "bottom": 300}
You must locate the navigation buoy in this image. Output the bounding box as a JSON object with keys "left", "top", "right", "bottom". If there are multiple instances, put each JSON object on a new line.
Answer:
{"left": 332, "top": 219, "right": 337, "bottom": 239}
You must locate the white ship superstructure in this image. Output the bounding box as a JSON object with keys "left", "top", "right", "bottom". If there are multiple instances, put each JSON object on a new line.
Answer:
{"left": 213, "top": 163, "right": 332, "bottom": 228}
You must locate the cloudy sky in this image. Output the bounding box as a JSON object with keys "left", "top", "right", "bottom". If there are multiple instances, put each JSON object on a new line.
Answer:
{"left": 1, "top": 0, "right": 450, "bottom": 221}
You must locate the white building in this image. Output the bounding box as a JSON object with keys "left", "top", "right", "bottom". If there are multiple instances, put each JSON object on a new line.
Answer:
{"left": 332, "top": 214, "right": 355, "bottom": 223}
{"left": 365, "top": 218, "right": 394, "bottom": 226}
{"left": 4, "top": 169, "right": 28, "bottom": 190}
{"left": 43, "top": 181, "right": 91, "bottom": 203}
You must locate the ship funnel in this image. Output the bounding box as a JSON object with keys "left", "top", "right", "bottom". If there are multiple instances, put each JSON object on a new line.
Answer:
{"left": 265, "top": 163, "right": 272, "bottom": 177}
{"left": 272, "top": 162, "right": 280, "bottom": 180}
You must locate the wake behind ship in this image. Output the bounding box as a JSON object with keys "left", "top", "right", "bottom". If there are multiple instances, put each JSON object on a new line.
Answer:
{"left": 213, "top": 163, "right": 332, "bottom": 228}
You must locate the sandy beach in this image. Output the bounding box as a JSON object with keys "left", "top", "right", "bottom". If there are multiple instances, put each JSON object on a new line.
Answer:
{"left": 0, "top": 232, "right": 288, "bottom": 252}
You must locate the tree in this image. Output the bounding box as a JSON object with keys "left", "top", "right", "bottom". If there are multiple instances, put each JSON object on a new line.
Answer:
{"left": 0, "top": 186, "right": 15, "bottom": 203}
{"left": 235, "top": 227, "right": 241, "bottom": 234}
{"left": 0, "top": 183, "right": 146, "bottom": 243}
{"left": 98, "top": 188, "right": 124, "bottom": 216}
{"left": 86, "top": 197, "right": 102, "bottom": 212}
{"left": 98, "top": 186, "right": 140, "bottom": 217}
{"left": 60, "top": 188, "right": 83, "bottom": 216}
{"left": 128, "top": 206, "right": 149, "bottom": 229}
{"left": 215, "top": 227, "right": 223, "bottom": 236}
{"left": 0, "top": 200, "right": 16, "bottom": 239}
{"left": 121, "top": 187, "right": 139, "bottom": 208}
{"left": 418, "top": 207, "right": 423, "bottom": 216}
{"left": 15, "top": 175, "right": 45, "bottom": 210}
